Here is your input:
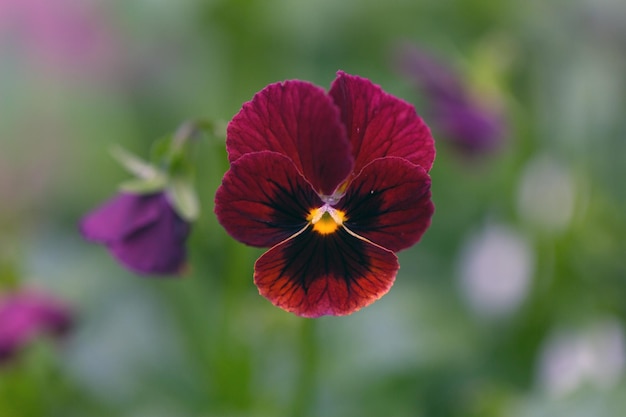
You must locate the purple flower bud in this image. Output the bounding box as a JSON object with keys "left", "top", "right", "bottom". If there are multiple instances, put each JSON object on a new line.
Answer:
{"left": 396, "top": 45, "right": 506, "bottom": 155}
{"left": 0, "top": 290, "right": 73, "bottom": 364}
{"left": 79, "top": 192, "right": 190, "bottom": 276}
{"left": 429, "top": 98, "right": 505, "bottom": 154}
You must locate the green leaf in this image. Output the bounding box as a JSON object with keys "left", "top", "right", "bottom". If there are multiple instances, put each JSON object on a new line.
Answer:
{"left": 149, "top": 134, "right": 192, "bottom": 176}
{"left": 118, "top": 175, "right": 167, "bottom": 194}
{"left": 149, "top": 135, "right": 174, "bottom": 166}
{"left": 110, "top": 145, "right": 160, "bottom": 180}
{"left": 166, "top": 178, "right": 200, "bottom": 221}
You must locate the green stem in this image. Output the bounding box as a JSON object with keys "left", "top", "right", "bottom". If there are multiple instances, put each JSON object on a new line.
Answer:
{"left": 171, "top": 119, "right": 218, "bottom": 152}
{"left": 211, "top": 237, "right": 253, "bottom": 411}
{"left": 291, "top": 318, "right": 319, "bottom": 417}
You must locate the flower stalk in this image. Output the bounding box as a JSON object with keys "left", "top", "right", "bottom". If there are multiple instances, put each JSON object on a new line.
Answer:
{"left": 80, "top": 119, "right": 215, "bottom": 276}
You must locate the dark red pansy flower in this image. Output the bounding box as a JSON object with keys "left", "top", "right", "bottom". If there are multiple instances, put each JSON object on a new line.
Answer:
{"left": 0, "top": 290, "right": 73, "bottom": 364}
{"left": 215, "top": 71, "right": 435, "bottom": 318}
{"left": 80, "top": 192, "right": 190, "bottom": 275}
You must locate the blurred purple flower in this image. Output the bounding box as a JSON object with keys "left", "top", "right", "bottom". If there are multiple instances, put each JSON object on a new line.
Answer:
{"left": 396, "top": 45, "right": 506, "bottom": 154}
{"left": 0, "top": 0, "right": 121, "bottom": 79}
{"left": 0, "top": 290, "right": 73, "bottom": 364}
{"left": 79, "top": 192, "right": 190, "bottom": 276}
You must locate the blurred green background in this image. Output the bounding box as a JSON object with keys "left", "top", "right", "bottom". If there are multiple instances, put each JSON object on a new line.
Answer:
{"left": 1, "top": 0, "right": 626, "bottom": 416}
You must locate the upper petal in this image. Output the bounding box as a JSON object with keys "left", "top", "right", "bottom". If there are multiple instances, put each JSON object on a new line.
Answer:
{"left": 335, "top": 157, "right": 434, "bottom": 253}
{"left": 254, "top": 227, "right": 399, "bottom": 318}
{"left": 79, "top": 192, "right": 162, "bottom": 243}
{"left": 215, "top": 151, "right": 323, "bottom": 248}
{"left": 329, "top": 71, "right": 435, "bottom": 175}
{"left": 227, "top": 80, "right": 354, "bottom": 195}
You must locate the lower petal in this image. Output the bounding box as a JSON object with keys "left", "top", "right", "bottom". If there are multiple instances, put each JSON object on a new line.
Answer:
{"left": 254, "top": 227, "right": 399, "bottom": 318}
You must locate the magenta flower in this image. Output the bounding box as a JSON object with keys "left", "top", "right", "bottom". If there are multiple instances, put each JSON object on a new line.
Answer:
{"left": 0, "top": 290, "right": 73, "bottom": 364}
{"left": 396, "top": 45, "right": 506, "bottom": 154}
{"left": 0, "top": 0, "right": 121, "bottom": 78}
{"left": 80, "top": 192, "right": 190, "bottom": 275}
{"left": 215, "top": 71, "right": 435, "bottom": 317}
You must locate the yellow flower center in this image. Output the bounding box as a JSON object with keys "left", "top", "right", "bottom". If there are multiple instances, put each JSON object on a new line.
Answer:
{"left": 307, "top": 205, "right": 346, "bottom": 235}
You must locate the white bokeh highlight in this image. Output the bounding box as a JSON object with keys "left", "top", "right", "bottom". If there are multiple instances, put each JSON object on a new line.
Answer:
{"left": 538, "top": 319, "right": 626, "bottom": 397}
{"left": 517, "top": 154, "right": 576, "bottom": 233}
{"left": 457, "top": 223, "right": 535, "bottom": 317}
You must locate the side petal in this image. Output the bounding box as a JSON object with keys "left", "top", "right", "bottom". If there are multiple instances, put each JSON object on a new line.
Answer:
{"left": 329, "top": 71, "right": 435, "bottom": 175}
{"left": 215, "top": 151, "right": 323, "bottom": 248}
{"left": 254, "top": 228, "right": 399, "bottom": 318}
{"left": 336, "top": 157, "right": 434, "bottom": 253}
{"left": 227, "top": 80, "right": 354, "bottom": 195}
{"left": 79, "top": 193, "right": 161, "bottom": 243}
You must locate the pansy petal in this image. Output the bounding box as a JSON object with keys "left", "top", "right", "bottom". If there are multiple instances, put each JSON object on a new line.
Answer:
{"left": 336, "top": 157, "right": 433, "bottom": 252}
{"left": 395, "top": 44, "right": 467, "bottom": 104}
{"left": 110, "top": 209, "right": 190, "bottom": 275}
{"left": 430, "top": 98, "right": 505, "bottom": 154}
{"left": 215, "top": 151, "right": 323, "bottom": 248}
{"left": 329, "top": 71, "right": 435, "bottom": 175}
{"left": 254, "top": 227, "right": 399, "bottom": 318}
{"left": 79, "top": 193, "right": 161, "bottom": 242}
{"left": 227, "top": 80, "right": 354, "bottom": 195}
{"left": 0, "top": 291, "right": 73, "bottom": 363}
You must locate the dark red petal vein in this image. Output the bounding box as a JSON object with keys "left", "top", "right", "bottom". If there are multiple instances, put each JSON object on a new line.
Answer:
{"left": 329, "top": 71, "right": 436, "bottom": 175}
{"left": 215, "top": 151, "right": 323, "bottom": 248}
{"left": 336, "top": 157, "right": 434, "bottom": 253}
{"left": 227, "top": 80, "right": 353, "bottom": 195}
{"left": 254, "top": 227, "right": 399, "bottom": 318}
